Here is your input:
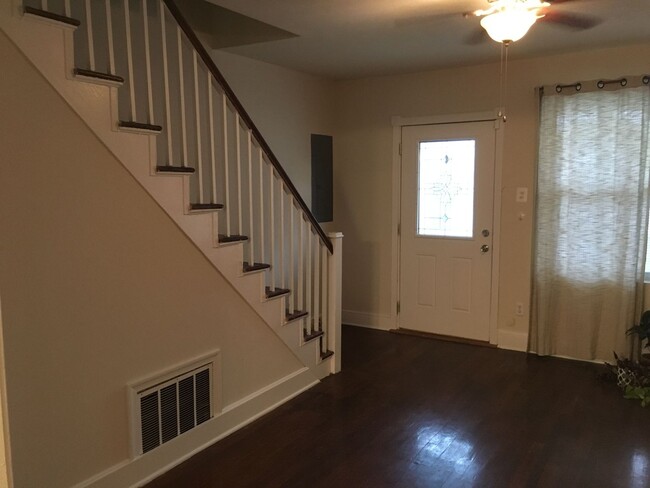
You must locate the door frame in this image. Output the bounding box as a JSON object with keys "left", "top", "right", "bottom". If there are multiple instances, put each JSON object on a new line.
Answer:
{"left": 391, "top": 111, "right": 504, "bottom": 345}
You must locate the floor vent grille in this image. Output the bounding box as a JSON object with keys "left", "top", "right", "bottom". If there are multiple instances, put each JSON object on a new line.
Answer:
{"left": 133, "top": 360, "right": 215, "bottom": 455}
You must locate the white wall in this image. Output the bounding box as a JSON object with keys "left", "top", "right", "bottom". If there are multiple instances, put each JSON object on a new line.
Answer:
{"left": 0, "top": 32, "right": 304, "bottom": 488}
{"left": 331, "top": 42, "right": 650, "bottom": 345}
{"left": 211, "top": 49, "right": 336, "bottom": 208}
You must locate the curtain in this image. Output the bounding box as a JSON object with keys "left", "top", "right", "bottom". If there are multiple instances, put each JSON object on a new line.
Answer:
{"left": 530, "top": 81, "right": 650, "bottom": 361}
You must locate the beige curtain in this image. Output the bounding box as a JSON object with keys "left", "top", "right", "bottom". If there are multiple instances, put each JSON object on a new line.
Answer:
{"left": 530, "top": 77, "right": 650, "bottom": 361}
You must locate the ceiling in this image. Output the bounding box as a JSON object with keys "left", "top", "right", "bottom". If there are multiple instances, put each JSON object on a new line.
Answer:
{"left": 195, "top": 0, "right": 650, "bottom": 79}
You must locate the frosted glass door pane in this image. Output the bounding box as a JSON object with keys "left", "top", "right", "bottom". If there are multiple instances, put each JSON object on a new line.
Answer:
{"left": 417, "top": 140, "right": 475, "bottom": 238}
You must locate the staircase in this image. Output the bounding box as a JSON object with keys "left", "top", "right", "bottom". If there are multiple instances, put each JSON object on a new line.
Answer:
{"left": 3, "top": 0, "right": 342, "bottom": 378}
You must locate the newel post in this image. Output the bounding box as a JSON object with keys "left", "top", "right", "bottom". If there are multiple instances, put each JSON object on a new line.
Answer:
{"left": 327, "top": 232, "right": 343, "bottom": 374}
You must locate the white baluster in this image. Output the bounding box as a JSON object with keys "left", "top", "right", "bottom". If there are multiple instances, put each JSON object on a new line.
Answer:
{"left": 104, "top": 0, "right": 115, "bottom": 75}
{"left": 298, "top": 216, "right": 304, "bottom": 312}
{"left": 84, "top": 0, "right": 95, "bottom": 71}
{"left": 321, "top": 244, "right": 328, "bottom": 338}
{"left": 208, "top": 78, "right": 217, "bottom": 203}
{"left": 314, "top": 235, "right": 320, "bottom": 333}
{"left": 177, "top": 26, "right": 188, "bottom": 166}
{"left": 279, "top": 183, "right": 285, "bottom": 289}
{"left": 289, "top": 202, "right": 295, "bottom": 313}
{"left": 222, "top": 95, "right": 231, "bottom": 235}
{"left": 193, "top": 51, "right": 203, "bottom": 203}
{"left": 247, "top": 131, "right": 254, "bottom": 266}
{"left": 124, "top": 0, "right": 136, "bottom": 120}
{"left": 306, "top": 229, "right": 312, "bottom": 333}
{"left": 160, "top": 2, "right": 173, "bottom": 166}
{"left": 143, "top": 0, "right": 154, "bottom": 123}
{"left": 269, "top": 166, "right": 276, "bottom": 291}
{"left": 235, "top": 114, "right": 242, "bottom": 235}
{"left": 258, "top": 148, "right": 265, "bottom": 264}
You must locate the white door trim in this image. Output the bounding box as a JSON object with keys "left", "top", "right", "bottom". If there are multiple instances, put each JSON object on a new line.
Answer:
{"left": 391, "top": 111, "right": 504, "bottom": 345}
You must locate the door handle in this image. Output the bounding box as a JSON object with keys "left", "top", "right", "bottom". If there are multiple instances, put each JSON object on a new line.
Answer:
{"left": 480, "top": 244, "right": 490, "bottom": 253}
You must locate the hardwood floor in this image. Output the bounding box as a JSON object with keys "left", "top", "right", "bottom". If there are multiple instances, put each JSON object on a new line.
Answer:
{"left": 146, "top": 326, "right": 649, "bottom": 488}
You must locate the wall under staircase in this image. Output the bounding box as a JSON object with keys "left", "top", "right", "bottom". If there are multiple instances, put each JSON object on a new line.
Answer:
{"left": 0, "top": 1, "right": 342, "bottom": 486}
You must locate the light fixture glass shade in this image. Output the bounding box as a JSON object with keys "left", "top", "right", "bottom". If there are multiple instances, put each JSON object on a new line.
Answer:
{"left": 480, "top": 10, "right": 538, "bottom": 43}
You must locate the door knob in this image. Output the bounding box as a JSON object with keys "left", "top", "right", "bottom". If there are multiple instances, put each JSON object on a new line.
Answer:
{"left": 480, "top": 244, "right": 490, "bottom": 253}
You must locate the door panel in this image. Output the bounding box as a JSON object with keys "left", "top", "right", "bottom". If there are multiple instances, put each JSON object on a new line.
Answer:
{"left": 399, "top": 121, "right": 496, "bottom": 341}
{"left": 417, "top": 255, "right": 436, "bottom": 307}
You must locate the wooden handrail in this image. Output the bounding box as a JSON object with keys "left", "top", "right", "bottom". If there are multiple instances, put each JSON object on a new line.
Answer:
{"left": 162, "top": 0, "right": 333, "bottom": 254}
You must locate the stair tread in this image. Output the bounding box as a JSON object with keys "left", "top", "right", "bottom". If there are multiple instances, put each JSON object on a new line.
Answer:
{"left": 156, "top": 165, "right": 195, "bottom": 174}
{"left": 23, "top": 6, "right": 81, "bottom": 27}
{"left": 218, "top": 234, "right": 248, "bottom": 243}
{"left": 286, "top": 309, "right": 308, "bottom": 322}
{"left": 265, "top": 286, "right": 290, "bottom": 299}
{"left": 190, "top": 203, "right": 224, "bottom": 211}
{"left": 243, "top": 262, "right": 271, "bottom": 273}
{"left": 320, "top": 349, "right": 334, "bottom": 360}
{"left": 118, "top": 120, "right": 163, "bottom": 133}
{"left": 304, "top": 329, "right": 324, "bottom": 342}
{"left": 73, "top": 68, "right": 124, "bottom": 85}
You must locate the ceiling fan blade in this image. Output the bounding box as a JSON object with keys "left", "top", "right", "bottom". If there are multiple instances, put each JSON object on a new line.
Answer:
{"left": 543, "top": 10, "right": 602, "bottom": 30}
{"left": 464, "top": 26, "right": 489, "bottom": 45}
{"left": 544, "top": 0, "right": 597, "bottom": 5}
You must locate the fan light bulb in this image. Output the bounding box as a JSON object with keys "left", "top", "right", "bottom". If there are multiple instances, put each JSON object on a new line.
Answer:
{"left": 480, "top": 9, "right": 538, "bottom": 42}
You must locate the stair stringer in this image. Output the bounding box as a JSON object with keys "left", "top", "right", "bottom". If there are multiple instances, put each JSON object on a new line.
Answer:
{"left": 0, "top": 1, "right": 328, "bottom": 377}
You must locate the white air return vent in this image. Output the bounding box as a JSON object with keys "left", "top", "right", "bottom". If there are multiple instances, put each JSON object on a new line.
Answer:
{"left": 129, "top": 352, "right": 221, "bottom": 456}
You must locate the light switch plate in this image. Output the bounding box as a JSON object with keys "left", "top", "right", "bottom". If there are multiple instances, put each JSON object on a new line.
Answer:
{"left": 516, "top": 187, "right": 528, "bottom": 203}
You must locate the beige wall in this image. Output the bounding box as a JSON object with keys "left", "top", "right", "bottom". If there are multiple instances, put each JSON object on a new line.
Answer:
{"left": 212, "top": 49, "right": 336, "bottom": 208}
{"left": 331, "top": 42, "right": 650, "bottom": 339}
{"left": 0, "top": 33, "right": 302, "bottom": 488}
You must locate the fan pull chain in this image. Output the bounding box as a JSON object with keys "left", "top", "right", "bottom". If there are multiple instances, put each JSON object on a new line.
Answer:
{"left": 498, "top": 40, "right": 510, "bottom": 123}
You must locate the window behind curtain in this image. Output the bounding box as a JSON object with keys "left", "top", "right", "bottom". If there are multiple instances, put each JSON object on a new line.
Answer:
{"left": 536, "top": 88, "right": 649, "bottom": 284}
{"left": 531, "top": 80, "right": 650, "bottom": 360}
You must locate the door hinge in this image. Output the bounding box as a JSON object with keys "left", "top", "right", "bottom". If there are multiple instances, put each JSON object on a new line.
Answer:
{"left": 397, "top": 301, "right": 401, "bottom": 315}
{"left": 399, "top": 142, "right": 402, "bottom": 156}
{"left": 397, "top": 222, "right": 401, "bottom": 236}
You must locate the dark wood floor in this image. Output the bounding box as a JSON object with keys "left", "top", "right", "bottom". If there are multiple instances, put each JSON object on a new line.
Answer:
{"left": 147, "top": 326, "right": 649, "bottom": 488}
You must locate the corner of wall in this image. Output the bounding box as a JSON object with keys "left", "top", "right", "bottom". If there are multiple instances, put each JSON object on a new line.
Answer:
{"left": 497, "top": 328, "right": 529, "bottom": 352}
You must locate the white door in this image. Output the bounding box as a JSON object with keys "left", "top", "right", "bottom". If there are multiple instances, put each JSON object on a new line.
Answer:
{"left": 399, "top": 120, "right": 497, "bottom": 341}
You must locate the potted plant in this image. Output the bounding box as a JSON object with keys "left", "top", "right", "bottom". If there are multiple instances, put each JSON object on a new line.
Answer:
{"left": 627, "top": 310, "right": 650, "bottom": 363}
{"left": 606, "top": 352, "right": 650, "bottom": 407}
{"left": 603, "top": 311, "right": 650, "bottom": 407}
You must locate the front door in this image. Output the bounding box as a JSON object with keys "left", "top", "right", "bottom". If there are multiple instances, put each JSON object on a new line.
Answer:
{"left": 399, "top": 120, "right": 497, "bottom": 341}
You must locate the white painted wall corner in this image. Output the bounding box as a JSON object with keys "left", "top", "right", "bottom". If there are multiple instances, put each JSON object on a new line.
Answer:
{"left": 497, "top": 329, "right": 529, "bottom": 352}
{"left": 342, "top": 310, "right": 393, "bottom": 331}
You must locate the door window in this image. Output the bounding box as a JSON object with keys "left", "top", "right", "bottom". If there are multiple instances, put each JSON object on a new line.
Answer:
{"left": 417, "top": 139, "right": 475, "bottom": 238}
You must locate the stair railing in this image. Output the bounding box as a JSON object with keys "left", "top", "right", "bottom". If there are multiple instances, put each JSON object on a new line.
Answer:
{"left": 22, "top": 0, "right": 341, "bottom": 366}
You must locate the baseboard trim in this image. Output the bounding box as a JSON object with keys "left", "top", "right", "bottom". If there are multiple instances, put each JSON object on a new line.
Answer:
{"left": 391, "top": 328, "right": 496, "bottom": 348}
{"left": 497, "top": 329, "right": 529, "bottom": 352}
{"left": 342, "top": 310, "right": 393, "bottom": 331}
{"left": 74, "top": 367, "right": 317, "bottom": 488}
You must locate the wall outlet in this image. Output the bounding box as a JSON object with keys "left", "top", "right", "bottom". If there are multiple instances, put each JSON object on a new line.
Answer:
{"left": 515, "top": 302, "right": 525, "bottom": 316}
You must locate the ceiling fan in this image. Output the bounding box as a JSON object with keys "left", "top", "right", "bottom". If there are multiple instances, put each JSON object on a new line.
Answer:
{"left": 467, "top": 0, "right": 602, "bottom": 44}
